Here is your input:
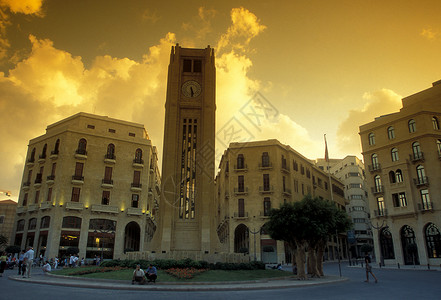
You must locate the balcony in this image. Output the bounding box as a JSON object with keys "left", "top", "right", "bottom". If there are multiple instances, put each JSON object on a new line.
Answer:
{"left": 234, "top": 187, "right": 248, "bottom": 195}
{"left": 368, "top": 164, "right": 381, "bottom": 173}
{"left": 413, "top": 177, "right": 429, "bottom": 187}
{"left": 101, "top": 179, "right": 114, "bottom": 188}
{"left": 50, "top": 150, "right": 59, "bottom": 159}
{"left": 258, "top": 162, "right": 273, "bottom": 170}
{"left": 234, "top": 164, "right": 248, "bottom": 172}
{"left": 259, "top": 185, "right": 274, "bottom": 194}
{"left": 418, "top": 202, "right": 433, "bottom": 211}
{"left": 38, "top": 154, "right": 46, "bottom": 163}
{"left": 281, "top": 165, "right": 290, "bottom": 173}
{"left": 133, "top": 158, "right": 144, "bottom": 168}
{"left": 91, "top": 204, "right": 119, "bottom": 214}
{"left": 409, "top": 152, "right": 424, "bottom": 163}
{"left": 46, "top": 175, "right": 55, "bottom": 184}
{"left": 104, "top": 154, "right": 116, "bottom": 164}
{"left": 22, "top": 181, "right": 31, "bottom": 190}
{"left": 65, "top": 201, "right": 84, "bottom": 210}
{"left": 233, "top": 212, "right": 248, "bottom": 219}
{"left": 16, "top": 206, "right": 27, "bottom": 214}
{"left": 374, "top": 209, "right": 388, "bottom": 217}
{"left": 149, "top": 164, "right": 154, "bottom": 173}
{"left": 27, "top": 204, "right": 39, "bottom": 212}
{"left": 371, "top": 185, "right": 384, "bottom": 195}
{"left": 71, "top": 175, "right": 84, "bottom": 185}
{"left": 74, "top": 149, "right": 87, "bottom": 159}
{"left": 40, "top": 202, "right": 53, "bottom": 210}
{"left": 259, "top": 211, "right": 271, "bottom": 218}
{"left": 148, "top": 187, "right": 153, "bottom": 195}
{"left": 127, "top": 207, "right": 143, "bottom": 216}
{"left": 282, "top": 188, "right": 292, "bottom": 196}
{"left": 26, "top": 159, "right": 35, "bottom": 167}
{"left": 131, "top": 183, "right": 142, "bottom": 192}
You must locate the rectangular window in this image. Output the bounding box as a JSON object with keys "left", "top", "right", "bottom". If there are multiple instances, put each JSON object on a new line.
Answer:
{"left": 193, "top": 60, "right": 202, "bottom": 72}
{"left": 108, "top": 128, "right": 116, "bottom": 133}
{"left": 129, "top": 132, "right": 136, "bottom": 137}
{"left": 102, "top": 191, "right": 110, "bottom": 205}
{"left": 282, "top": 176, "right": 286, "bottom": 191}
{"left": 263, "top": 197, "right": 271, "bottom": 216}
{"left": 183, "top": 59, "right": 192, "bottom": 72}
{"left": 22, "top": 193, "right": 28, "bottom": 206}
{"left": 392, "top": 193, "right": 399, "bottom": 207}
{"left": 294, "top": 180, "right": 299, "bottom": 193}
{"left": 238, "top": 198, "right": 245, "bottom": 217}
{"left": 74, "top": 162, "right": 84, "bottom": 178}
{"left": 133, "top": 170, "right": 141, "bottom": 186}
{"left": 104, "top": 166, "right": 113, "bottom": 183}
{"left": 51, "top": 162, "right": 56, "bottom": 176}
{"left": 399, "top": 192, "right": 407, "bottom": 207}
{"left": 420, "top": 189, "right": 431, "bottom": 209}
{"left": 47, "top": 187, "right": 52, "bottom": 202}
{"left": 263, "top": 174, "right": 270, "bottom": 191}
{"left": 377, "top": 197, "right": 385, "bottom": 216}
{"left": 131, "top": 194, "right": 139, "bottom": 208}
{"left": 71, "top": 187, "right": 81, "bottom": 202}
{"left": 87, "top": 124, "right": 95, "bottom": 129}
{"left": 34, "top": 190, "right": 40, "bottom": 203}
{"left": 301, "top": 183, "right": 304, "bottom": 195}
{"left": 0, "top": 215, "right": 4, "bottom": 224}
{"left": 238, "top": 175, "right": 244, "bottom": 192}
{"left": 301, "top": 165, "right": 305, "bottom": 175}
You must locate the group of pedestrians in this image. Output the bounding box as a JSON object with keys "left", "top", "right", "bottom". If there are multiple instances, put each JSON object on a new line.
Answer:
{"left": 132, "top": 264, "right": 157, "bottom": 285}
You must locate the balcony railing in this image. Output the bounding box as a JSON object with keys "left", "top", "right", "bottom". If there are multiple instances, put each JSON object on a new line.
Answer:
{"left": 259, "top": 211, "right": 271, "bottom": 217}
{"left": 413, "top": 177, "right": 429, "bottom": 187}
{"left": 282, "top": 188, "right": 292, "bottom": 196}
{"left": 410, "top": 152, "right": 424, "bottom": 162}
{"left": 258, "top": 162, "right": 273, "bottom": 169}
{"left": 234, "top": 187, "right": 248, "bottom": 195}
{"left": 65, "top": 202, "right": 84, "bottom": 210}
{"left": 102, "top": 179, "right": 113, "bottom": 185}
{"left": 127, "top": 207, "right": 143, "bottom": 216}
{"left": 38, "top": 154, "right": 46, "bottom": 160}
{"left": 281, "top": 164, "right": 290, "bottom": 173}
{"left": 234, "top": 164, "right": 248, "bottom": 171}
{"left": 371, "top": 185, "right": 384, "bottom": 194}
{"left": 133, "top": 158, "right": 144, "bottom": 168}
{"left": 368, "top": 164, "right": 381, "bottom": 172}
{"left": 75, "top": 149, "right": 87, "bottom": 155}
{"left": 418, "top": 202, "right": 433, "bottom": 211}
{"left": 23, "top": 181, "right": 31, "bottom": 188}
{"left": 91, "top": 204, "right": 119, "bottom": 214}
{"left": 131, "top": 183, "right": 142, "bottom": 188}
{"left": 233, "top": 212, "right": 248, "bottom": 218}
{"left": 34, "top": 174, "right": 42, "bottom": 184}
{"left": 374, "top": 209, "right": 388, "bottom": 217}
{"left": 259, "top": 185, "right": 274, "bottom": 194}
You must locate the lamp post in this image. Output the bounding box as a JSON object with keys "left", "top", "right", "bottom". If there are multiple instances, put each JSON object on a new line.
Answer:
{"left": 94, "top": 223, "right": 116, "bottom": 262}
{"left": 368, "top": 219, "right": 387, "bottom": 267}
{"left": 249, "top": 227, "right": 260, "bottom": 262}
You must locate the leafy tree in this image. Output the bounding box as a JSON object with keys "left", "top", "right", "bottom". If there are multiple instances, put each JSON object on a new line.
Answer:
{"left": 266, "top": 195, "right": 352, "bottom": 279}
{"left": 0, "top": 235, "right": 7, "bottom": 250}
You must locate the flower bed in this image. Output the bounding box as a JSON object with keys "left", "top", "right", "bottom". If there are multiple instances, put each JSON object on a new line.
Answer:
{"left": 165, "top": 267, "right": 208, "bottom": 279}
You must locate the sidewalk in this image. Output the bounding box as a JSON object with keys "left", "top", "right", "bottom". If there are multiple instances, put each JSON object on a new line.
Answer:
{"left": 347, "top": 262, "right": 441, "bottom": 271}
{"left": 8, "top": 272, "right": 348, "bottom": 291}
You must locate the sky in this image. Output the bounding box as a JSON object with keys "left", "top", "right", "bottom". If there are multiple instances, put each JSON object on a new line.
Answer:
{"left": 1, "top": 0, "right": 441, "bottom": 202}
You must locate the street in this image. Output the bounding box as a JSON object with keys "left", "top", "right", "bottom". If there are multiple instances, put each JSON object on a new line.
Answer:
{"left": 1, "top": 262, "right": 440, "bottom": 300}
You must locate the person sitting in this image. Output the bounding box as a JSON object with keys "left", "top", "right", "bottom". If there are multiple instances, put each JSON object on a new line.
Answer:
{"left": 132, "top": 264, "right": 146, "bottom": 285}
{"left": 42, "top": 261, "right": 51, "bottom": 273}
{"left": 146, "top": 264, "right": 157, "bottom": 283}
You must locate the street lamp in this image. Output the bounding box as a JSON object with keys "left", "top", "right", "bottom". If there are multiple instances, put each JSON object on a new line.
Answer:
{"left": 249, "top": 227, "right": 260, "bottom": 262}
{"left": 368, "top": 219, "right": 388, "bottom": 267}
{"left": 94, "top": 223, "right": 116, "bottom": 262}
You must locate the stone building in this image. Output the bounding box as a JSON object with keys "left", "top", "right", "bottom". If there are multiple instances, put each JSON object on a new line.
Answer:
{"left": 12, "top": 112, "right": 160, "bottom": 260}
{"left": 0, "top": 199, "right": 17, "bottom": 245}
{"left": 359, "top": 80, "right": 441, "bottom": 266}
{"left": 316, "top": 156, "right": 373, "bottom": 258}
{"left": 215, "top": 139, "right": 348, "bottom": 264}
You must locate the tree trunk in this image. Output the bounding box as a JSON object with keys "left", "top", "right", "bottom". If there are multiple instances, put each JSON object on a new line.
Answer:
{"left": 308, "top": 246, "right": 320, "bottom": 277}
{"left": 316, "top": 241, "right": 326, "bottom": 276}
{"left": 295, "top": 241, "right": 307, "bottom": 280}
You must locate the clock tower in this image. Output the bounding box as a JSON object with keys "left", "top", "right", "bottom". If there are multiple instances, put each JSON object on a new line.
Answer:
{"left": 153, "top": 45, "right": 218, "bottom": 253}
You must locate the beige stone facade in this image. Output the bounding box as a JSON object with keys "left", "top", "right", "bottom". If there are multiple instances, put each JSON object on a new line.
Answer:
{"left": 12, "top": 112, "right": 160, "bottom": 260}
{"left": 0, "top": 199, "right": 17, "bottom": 245}
{"left": 316, "top": 156, "right": 373, "bottom": 258}
{"left": 359, "top": 80, "right": 441, "bottom": 266}
{"left": 215, "top": 139, "right": 348, "bottom": 264}
{"left": 152, "top": 45, "right": 219, "bottom": 254}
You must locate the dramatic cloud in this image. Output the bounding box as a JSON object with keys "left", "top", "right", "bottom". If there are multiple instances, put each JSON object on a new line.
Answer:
{"left": 336, "top": 89, "right": 402, "bottom": 158}
{"left": 420, "top": 27, "right": 440, "bottom": 41}
{"left": 0, "top": 0, "right": 44, "bottom": 15}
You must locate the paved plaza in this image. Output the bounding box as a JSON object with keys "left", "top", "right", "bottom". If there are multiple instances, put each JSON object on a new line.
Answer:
{"left": 2, "top": 262, "right": 441, "bottom": 299}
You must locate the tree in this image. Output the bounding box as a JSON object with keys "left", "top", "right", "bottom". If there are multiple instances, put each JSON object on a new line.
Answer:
{"left": 266, "top": 195, "right": 352, "bottom": 279}
{"left": 0, "top": 235, "right": 7, "bottom": 250}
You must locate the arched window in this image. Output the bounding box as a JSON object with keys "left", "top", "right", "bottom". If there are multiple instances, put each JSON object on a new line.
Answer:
{"left": 77, "top": 138, "right": 87, "bottom": 155}
{"left": 40, "top": 144, "right": 47, "bottom": 159}
{"left": 263, "top": 197, "right": 271, "bottom": 216}
{"left": 412, "top": 142, "right": 422, "bottom": 160}
{"left": 52, "top": 139, "right": 60, "bottom": 155}
{"left": 374, "top": 175, "right": 382, "bottom": 192}
{"left": 380, "top": 228, "right": 395, "bottom": 259}
{"left": 106, "top": 144, "right": 115, "bottom": 159}
{"left": 368, "top": 133, "right": 375, "bottom": 145}
{"left": 389, "top": 171, "right": 396, "bottom": 183}
{"left": 237, "top": 154, "right": 245, "bottom": 169}
{"left": 416, "top": 165, "right": 426, "bottom": 184}
{"left": 371, "top": 153, "right": 379, "bottom": 170}
{"left": 62, "top": 216, "right": 82, "bottom": 229}
{"left": 29, "top": 148, "right": 36, "bottom": 162}
{"left": 134, "top": 148, "right": 143, "bottom": 164}
{"left": 425, "top": 223, "right": 441, "bottom": 258}
{"left": 391, "top": 148, "right": 399, "bottom": 162}
{"left": 387, "top": 126, "right": 395, "bottom": 139}
{"left": 40, "top": 216, "right": 50, "bottom": 229}
{"left": 437, "top": 140, "right": 441, "bottom": 157}
{"left": 28, "top": 218, "right": 37, "bottom": 230}
{"left": 408, "top": 119, "right": 416, "bottom": 133}
{"left": 432, "top": 117, "right": 439, "bottom": 130}
{"left": 261, "top": 152, "right": 269, "bottom": 167}
{"left": 16, "top": 219, "right": 25, "bottom": 232}
{"left": 401, "top": 225, "right": 419, "bottom": 265}
{"left": 89, "top": 219, "right": 116, "bottom": 231}
{"left": 396, "top": 169, "right": 403, "bottom": 183}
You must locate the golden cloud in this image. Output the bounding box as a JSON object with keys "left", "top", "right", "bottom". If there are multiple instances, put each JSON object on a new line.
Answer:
{"left": 337, "top": 89, "right": 402, "bottom": 157}
{"left": 0, "top": 0, "right": 44, "bottom": 15}
{"left": 420, "top": 27, "right": 439, "bottom": 41}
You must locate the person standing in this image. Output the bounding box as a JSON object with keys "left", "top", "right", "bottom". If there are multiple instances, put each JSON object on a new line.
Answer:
{"left": 54, "top": 257, "right": 58, "bottom": 270}
{"left": 364, "top": 254, "right": 378, "bottom": 283}
{"left": 0, "top": 251, "right": 7, "bottom": 277}
{"left": 23, "top": 246, "right": 35, "bottom": 278}
{"left": 17, "top": 251, "right": 25, "bottom": 275}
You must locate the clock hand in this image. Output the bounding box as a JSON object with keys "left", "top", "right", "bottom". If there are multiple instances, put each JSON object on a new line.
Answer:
{"left": 190, "top": 87, "right": 194, "bottom": 97}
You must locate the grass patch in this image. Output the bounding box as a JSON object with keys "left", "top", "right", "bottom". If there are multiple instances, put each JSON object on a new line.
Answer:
{"left": 52, "top": 267, "right": 292, "bottom": 282}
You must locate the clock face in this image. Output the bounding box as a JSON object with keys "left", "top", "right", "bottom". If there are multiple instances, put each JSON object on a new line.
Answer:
{"left": 182, "top": 80, "right": 202, "bottom": 98}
